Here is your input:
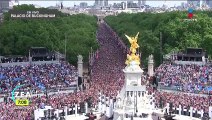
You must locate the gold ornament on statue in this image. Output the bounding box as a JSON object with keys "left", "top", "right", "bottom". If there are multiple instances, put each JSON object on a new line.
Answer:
{"left": 125, "top": 32, "right": 140, "bottom": 66}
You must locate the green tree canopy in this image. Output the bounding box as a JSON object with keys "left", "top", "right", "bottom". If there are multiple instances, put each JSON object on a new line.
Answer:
{"left": 0, "top": 5, "right": 99, "bottom": 65}
{"left": 105, "top": 11, "right": 212, "bottom": 67}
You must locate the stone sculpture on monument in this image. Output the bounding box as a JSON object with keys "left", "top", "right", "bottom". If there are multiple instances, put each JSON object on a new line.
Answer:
{"left": 125, "top": 32, "right": 140, "bottom": 66}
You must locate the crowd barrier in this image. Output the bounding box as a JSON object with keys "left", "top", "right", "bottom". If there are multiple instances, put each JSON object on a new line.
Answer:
{"left": 158, "top": 85, "right": 180, "bottom": 91}
{"left": 98, "top": 94, "right": 114, "bottom": 118}
{"left": 34, "top": 98, "right": 103, "bottom": 120}
{"left": 174, "top": 61, "right": 205, "bottom": 65}
{"left": 0, "top": 85, "right": 77, "bottom": 94}
{"left": 35, "top": 93, "right": 115, "bottom": 120}
{"left": 33, "top": 91, "right": 211, "bottom": 120}
{"left": 165, "top": 103, "right": 212, "bottom": 119}
{"left": 34, "top": 103, "right": 89, "bottom": 120}
{"left": 0, "top": 60, "right": 60, "bottom": 67}
{"left": 0, "top": 86, "right": 77, "bottom": 104}
{"left": 158, "top": 83, "right": 210, "bottom": 96}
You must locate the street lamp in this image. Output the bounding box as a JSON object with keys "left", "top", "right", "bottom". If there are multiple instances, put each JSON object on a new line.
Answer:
{"left": 134, "top": 91, "right": 135, "bottom": 115}
{"left": 136, "top": 91, "right": 138, "bottom": 113}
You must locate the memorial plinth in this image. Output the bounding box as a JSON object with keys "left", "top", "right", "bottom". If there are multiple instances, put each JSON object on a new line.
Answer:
{"left": 123, "top": 61, "right": 145, "bottom": 91}
{"left": 113, "top": 32, "right": 156, "bottom": 120}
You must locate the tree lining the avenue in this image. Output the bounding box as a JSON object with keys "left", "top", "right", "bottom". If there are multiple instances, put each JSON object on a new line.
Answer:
{"left": 105, "top": 11, "right": 212, "bottom": 67}
{"left": 0, "top": 5, "right": 99, "bottom": 65}
{"left": 1, "top": 5, "right": 212, "bottom": 67}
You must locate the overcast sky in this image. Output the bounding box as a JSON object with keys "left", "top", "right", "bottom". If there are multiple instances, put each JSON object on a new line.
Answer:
{"left": 17, "top": 1, "right": 187, "bottom": 7}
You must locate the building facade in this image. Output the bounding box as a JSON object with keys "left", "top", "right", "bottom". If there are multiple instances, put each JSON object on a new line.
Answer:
{"left": 104, "top": 0, "right": 108, "bottom": 7}
{"left": 187, "top": 0, "right": 201, "bottom": 7}
{"left": 204, "top": 0, "right": 212, "bottom": 8}
{"left": 121, "top": 2, "right": 127, "bottom": 9}
{"left": 0, "top": 0, "right": 9, "bottom": 12}
{"left": 138, "top": 0, "right": 141, "bottom": 7}
{"left": 95, "top": 0, "right": 108, "bottom": 7}
{"left": 80, "top": 2, "right": 88, "bottom": 8}
{"left": 142, "top": 0, "right": 146, "bottom": 5}
{"left": 127, "top": 1, "right": 138, "bottom": 8}
{"left": 138, "top": 0, "right": 146, "bottom": 6}
{"left": 95, "top": 0, "right": 99, "bottom": 6}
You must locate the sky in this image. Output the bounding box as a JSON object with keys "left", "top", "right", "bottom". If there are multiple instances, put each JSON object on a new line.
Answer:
{"left": 16, "top": 1, "right": 187, "bottom": 8}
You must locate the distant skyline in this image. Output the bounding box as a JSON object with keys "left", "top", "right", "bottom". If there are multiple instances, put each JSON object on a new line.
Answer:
{"left": 16, "top": 1, "right": 187, "bottom": 7}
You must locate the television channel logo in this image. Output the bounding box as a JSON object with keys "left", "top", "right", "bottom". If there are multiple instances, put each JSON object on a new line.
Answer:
{"left": 188, "top": 8, "right": 193, "bottom": 19}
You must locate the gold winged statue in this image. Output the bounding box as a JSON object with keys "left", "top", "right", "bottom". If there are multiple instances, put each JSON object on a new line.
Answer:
{"left": 125, "top": 32, "right": 140, "bottom": 66}
{"left": 125, "top": 32, "right": 139, "bottom": 54}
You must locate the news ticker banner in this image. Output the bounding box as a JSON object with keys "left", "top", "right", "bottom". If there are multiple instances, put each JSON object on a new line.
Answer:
{"left": 9, "top": 9, "right": 58, "bottom": 19}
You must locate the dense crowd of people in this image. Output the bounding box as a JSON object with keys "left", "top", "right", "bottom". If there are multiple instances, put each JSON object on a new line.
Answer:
{"left": 154, "top": 63, "right": 212, "bottom": 117}
{"left": 0, "top": 62, "right": 78, "bottom": 119}
{"left": 155, "top": 63, "right": 212, "bottom": 94}
{"left": 0, "top": 62, "right": 77, "bottom": 93}
{"left": 0, "top": 21, "right": 212, "bottom": 120}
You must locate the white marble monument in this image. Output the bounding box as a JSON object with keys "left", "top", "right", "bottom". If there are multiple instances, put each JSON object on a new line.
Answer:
{"left": 113, "top": 33, "right": 150, "bottom": 120}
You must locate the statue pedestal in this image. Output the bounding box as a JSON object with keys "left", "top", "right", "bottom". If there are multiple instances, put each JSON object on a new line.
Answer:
{"left": 114, "top": 61, "right": 148, "bottom": 120}
{"left": 123, "top": 62, "right": 145, "bottom": 92}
